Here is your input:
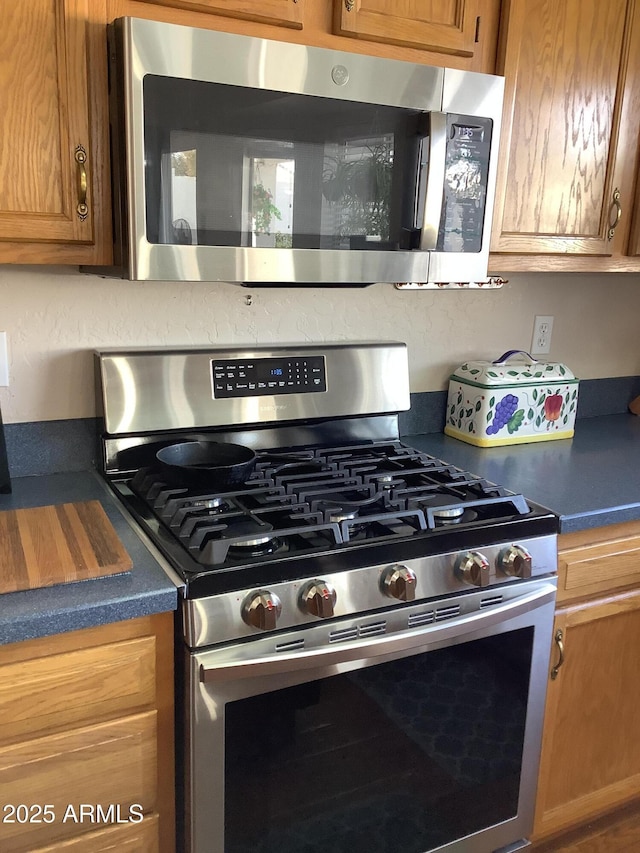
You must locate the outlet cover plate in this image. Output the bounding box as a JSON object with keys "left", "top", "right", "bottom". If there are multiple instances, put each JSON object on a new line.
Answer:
{"left": 531, "top": 315, "right": 554, "bottom": 355}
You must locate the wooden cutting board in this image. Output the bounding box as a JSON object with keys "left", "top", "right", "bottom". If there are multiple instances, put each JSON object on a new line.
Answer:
{"left": 0, "top": 500, "right": 132, "bottom": 594}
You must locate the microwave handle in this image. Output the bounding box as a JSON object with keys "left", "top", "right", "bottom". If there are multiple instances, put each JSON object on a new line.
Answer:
{"left": 414, "top": 111, "right": 448, "bottom": 251}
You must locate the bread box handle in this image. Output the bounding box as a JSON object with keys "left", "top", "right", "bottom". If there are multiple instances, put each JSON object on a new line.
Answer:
{"left": 492, "top": 350, "right": 538, "bottom": 365}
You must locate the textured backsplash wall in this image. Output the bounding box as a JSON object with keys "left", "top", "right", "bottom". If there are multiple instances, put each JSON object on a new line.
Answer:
{"left": 1, "top": 266, "right": 639, "bottom": 424}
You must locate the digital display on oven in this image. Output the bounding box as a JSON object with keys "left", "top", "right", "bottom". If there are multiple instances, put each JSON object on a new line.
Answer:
{"left": 212, "top": 356, "right": 327, "bottom": 398}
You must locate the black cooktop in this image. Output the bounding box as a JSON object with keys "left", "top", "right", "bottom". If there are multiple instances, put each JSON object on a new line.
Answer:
{"left": 108, "top": 440, "right": 559, "bottom": 598}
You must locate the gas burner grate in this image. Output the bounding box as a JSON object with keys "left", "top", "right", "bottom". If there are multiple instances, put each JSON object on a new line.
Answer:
{"left": 195, "top": 521, "right": 344, "bottom": 566}
{"left": 125, "top": 441, "right": 535, "bottom": 571}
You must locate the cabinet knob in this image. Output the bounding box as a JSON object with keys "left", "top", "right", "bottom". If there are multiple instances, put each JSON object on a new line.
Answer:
{"left": 74, "top": 145, "right": 88, "bottom": 220}
{"left": 607, "top": 188, "right": 622, "bottom": 240}
{"left": 550, "top": 628, "right": 565, "bottom": 680}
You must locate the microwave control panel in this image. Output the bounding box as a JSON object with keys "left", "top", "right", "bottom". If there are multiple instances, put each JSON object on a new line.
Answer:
{"left": 437, "top": 114, "right": 493, "bottom": 254}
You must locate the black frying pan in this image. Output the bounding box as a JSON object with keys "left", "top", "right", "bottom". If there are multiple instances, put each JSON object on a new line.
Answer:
{"left": 156, "top": 440, "right": 257, "bottom": 488}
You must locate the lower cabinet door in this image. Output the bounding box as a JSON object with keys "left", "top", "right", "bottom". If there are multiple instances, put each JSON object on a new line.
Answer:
{"left": 534, "top": 589, "right": 640, "bottom": 839}
{"left": 29, "top": 815, "right": 159, "bottom": 852}
{"left": 0, "top": 712, "right": 157, "bottom": 852}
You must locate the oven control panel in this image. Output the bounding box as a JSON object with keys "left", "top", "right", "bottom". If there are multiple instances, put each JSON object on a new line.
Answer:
{"left": 212, "top": 356, "right": 327, "bottom": 398}
{"left": 185, "top": 535, "right": 558, "bottom": 647}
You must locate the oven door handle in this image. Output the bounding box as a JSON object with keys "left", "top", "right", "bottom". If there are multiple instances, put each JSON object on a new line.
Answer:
{"left": 199, "top": 581, "right": 556, "bottom": 683}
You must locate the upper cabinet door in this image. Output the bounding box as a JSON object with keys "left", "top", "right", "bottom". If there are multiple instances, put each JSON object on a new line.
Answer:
{"left": 333, "top": 0, "right": 479, "bottom": 57}
{"left": 491, "top": 0, "right": 638, "bottom": 257}
{"left": 137, "top": 0, "right": 303, "bottom": 29}
{"left": 0, "top": 0, "right": 94, "bottom": 245}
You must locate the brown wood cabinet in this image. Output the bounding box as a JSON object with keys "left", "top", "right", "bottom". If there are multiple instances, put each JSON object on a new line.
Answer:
{"left": 332, "top": 0, "right": 480, "bottom": 58}
{"left": 108, "top": 0, "right": 500, "bottom": 68}
{"left": 137, "top": 0, "right": 303, "bottom": 29}
{"left": 533, "top": 521, "right": 640, "bottom": 841}
{"left": 30, "top": 818, "right": 160, "bottom": 852}
{"left": 628, "top": 182, "right": 640, "bottom": 256}
{"left": 0, "top": 0, "right": 111, "bottom": 266}
{"left": 489, "top": 0, "right": 640, "bottom": 273}
{"left": 0, "top": 614, "right": 175, "bottom": 853}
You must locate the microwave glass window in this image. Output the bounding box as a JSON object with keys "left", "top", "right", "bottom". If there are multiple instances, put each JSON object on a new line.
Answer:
{"left": 143, "top": 75, "right": 423, "bottom": 251}
{"left": 250, "top": 157, "right": 294, "bottom": 247}
{"left": 170, "top": 149, "right": 197, "bottom": 244}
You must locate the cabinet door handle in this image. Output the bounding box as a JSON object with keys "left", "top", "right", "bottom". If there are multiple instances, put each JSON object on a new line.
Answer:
{"left": 75, "top": 145, "right": 89, "bottom": 221}
{"left": 550, "top": 628, "right": 564, "bottom": 680}
{"left": 607, "top": 188, "right": 621, "bottom": 240}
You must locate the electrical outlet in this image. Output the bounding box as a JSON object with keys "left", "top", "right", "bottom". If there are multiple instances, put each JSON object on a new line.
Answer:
{"left": 531, "top": 315, "right": 554, "bottom": 355}
{"left": 0, "top": 332, "right": 8, "bottom": 386}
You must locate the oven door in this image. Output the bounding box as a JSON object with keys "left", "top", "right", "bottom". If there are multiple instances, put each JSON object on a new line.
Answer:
{"left": 185, "top": 580, "right": 556, "bottom": 853}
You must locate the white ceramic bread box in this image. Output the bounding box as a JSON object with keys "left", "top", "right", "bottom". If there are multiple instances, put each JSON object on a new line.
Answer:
{"left": 444, "top": 350, "right": 579, "bottom": 447}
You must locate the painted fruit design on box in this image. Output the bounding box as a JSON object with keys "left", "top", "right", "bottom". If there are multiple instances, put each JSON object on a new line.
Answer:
{"left": 447, "top": 384, "right": 578, "bottom": 437}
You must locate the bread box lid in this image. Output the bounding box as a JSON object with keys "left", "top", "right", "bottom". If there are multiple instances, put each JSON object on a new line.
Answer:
{"left": 451, "top": 350, "right": 577, "bottom": 387}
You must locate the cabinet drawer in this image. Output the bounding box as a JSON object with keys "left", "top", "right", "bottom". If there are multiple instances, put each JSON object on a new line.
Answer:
{"left": 137, "top": 0, "right": 303, "bottom": 29}
{"left": 0, "top": 711, "right": 157, "bottom": 852}
{"left": 0, "top": 636, "right": 156, "bottom": 744}
{"left": 31, "top": 814, "right": 159, "bottom": 853}
{"left": 557, "top": 521, "right": 640, "bottom": 603}
{"left": 28, "top": 814, "right": 159, "bottom": 852}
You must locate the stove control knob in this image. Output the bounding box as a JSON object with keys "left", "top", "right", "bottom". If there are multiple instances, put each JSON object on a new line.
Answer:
{"left": 299, "top": 580, "right": 337, "bottom": 619}
{"left": 455, "top": 551, "right": 490, "bottom": 587}
{"left": 381, "top": 564, "right": 417, "bottom": 601}
{"left": 241, "top": 590, "right": 282, "bottom": 631}
{"left": 497, "top": 545, "right": 533, "bottom": 579}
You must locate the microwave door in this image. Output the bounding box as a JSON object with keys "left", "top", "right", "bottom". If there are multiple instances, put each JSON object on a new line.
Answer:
{"left": 414, "top": 112, "right": 447, "bottom": 252}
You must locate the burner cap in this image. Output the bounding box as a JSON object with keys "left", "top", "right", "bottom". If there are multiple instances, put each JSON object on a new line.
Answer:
{"left": 376, "top": 474, "right": 396, "bottom": 487}
{"left": 420, "top": 494, "right": 466, "bottom": 520}
{"left": 190, "top": 496, "right": 230, "bottom": 510}
{"left": 222, "top": 517, "right": 281, "bottom": 555}
{"left": 433, "top": 505, "right": 465, "bottom": 520}
{"left": 235, "top": 533, "right": 277, "bottom": 548}
{"left": 327, "top": 507, "right": 359, "bottom": 523}
{"left": 229, "top": 536, "right": 283, "bottom": 557}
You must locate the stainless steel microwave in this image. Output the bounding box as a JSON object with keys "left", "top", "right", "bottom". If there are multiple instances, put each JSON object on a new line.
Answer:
{"left": 101, "top": 17, "right": 505, "bottom": 286}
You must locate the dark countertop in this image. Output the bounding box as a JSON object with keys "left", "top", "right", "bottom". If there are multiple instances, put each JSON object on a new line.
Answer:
{"left": 1, "top": 413, "right": 637, "bottom": 645}
{"left": 0, "top": 470, "right": 179, "bottom": 646}
{"left": 404, "top": 413, "right": 640, "bottom": 534}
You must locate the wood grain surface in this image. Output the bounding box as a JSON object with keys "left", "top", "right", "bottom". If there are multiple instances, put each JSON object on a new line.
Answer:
{"left": 491, "top": 0, "right": 639, "bottom": 258}
{"left": 0, "top": 501, "right": 132, "bottom": 594}
{"left": 334, "top": 0, "right": 479, "bottom": 56}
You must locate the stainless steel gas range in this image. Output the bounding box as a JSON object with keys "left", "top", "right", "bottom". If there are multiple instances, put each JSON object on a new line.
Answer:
{"left": 95, "top": 342, "right": 558, "bottom": 853}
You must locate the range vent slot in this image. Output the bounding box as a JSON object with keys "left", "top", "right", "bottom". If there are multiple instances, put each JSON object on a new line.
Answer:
{"left": 275, "top": 638, "right": 305, "bottom": 653}
{"left": 408, "top": 610, "right": 435, "bottom": 628}
{"left": 434, "top": 604, "right": 461, "bottom": 622}
{"left": 480, "top": 595, "right": 504, "bottom": 609}
{"left": 329, "top": 627, "right": 359, "bottom": 644}
{"left": 358, "top": 620, "right": 387, "bottom": 637}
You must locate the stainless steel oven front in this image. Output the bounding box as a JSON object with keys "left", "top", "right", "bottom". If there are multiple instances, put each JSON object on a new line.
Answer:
{"left": 184, "top": 577, "right": 556, "bottom": 853}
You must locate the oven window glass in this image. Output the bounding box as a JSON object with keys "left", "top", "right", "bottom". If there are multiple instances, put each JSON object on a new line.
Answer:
{"left": 224, "top": 628, "right": 533, "bottom": 853}
{"left": 143, "top": 75, "right": 424, "bottom": 251}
